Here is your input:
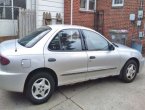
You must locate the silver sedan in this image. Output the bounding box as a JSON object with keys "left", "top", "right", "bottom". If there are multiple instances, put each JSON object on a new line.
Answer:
{"left": 0, "top": 25, "right": 144, "bottom": 104}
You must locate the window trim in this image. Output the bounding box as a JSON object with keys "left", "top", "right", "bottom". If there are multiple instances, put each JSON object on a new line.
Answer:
{"left": 112, "top": 0, "right": 124, "bottom": 7}
{"left": 80, "top": 0, "right": 96, "bottom": 12}
{"left": 48, "top": 29, "right": 85, "bottom": 52}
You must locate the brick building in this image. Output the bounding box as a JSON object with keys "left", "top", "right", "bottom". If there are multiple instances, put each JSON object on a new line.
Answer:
{"left": 64, "top": 0, "right": 145, "bottom": 53}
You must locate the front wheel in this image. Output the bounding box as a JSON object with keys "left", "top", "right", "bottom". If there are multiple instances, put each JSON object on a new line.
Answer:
{"left": 120, "top": 60, "right": 138, "bottom": 83}
{"left": 25, "top": 71, "right": 55, "bottom": 104}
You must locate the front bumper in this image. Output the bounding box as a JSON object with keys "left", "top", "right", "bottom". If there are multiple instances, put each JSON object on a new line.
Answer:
{"left": 139, "top": 57, "right": 145, "bottom": 74}
{"left": 0, "top": 71, "right": 27, "bottom": 92}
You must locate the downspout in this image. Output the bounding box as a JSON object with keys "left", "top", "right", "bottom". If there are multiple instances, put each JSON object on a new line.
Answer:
{"left": 94, "top": 0, "right": 98, "bottom": 30}
{"left": 70, "top": 0, "right": 73, "bottom": 25}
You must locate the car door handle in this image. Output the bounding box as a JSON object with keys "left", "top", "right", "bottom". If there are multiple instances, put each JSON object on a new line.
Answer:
{"left": 89, "top": 56, "right": 96, "bottom": 59}
{"left": 48, "top": 58, "right": 56, "bottom": 62}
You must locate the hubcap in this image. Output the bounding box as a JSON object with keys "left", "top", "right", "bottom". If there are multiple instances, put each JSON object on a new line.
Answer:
{"left": 31, "top": 78, "right": 51, "bottom": 100}
{"left": 126, "top": 64, "right": 136, "bottom": 80}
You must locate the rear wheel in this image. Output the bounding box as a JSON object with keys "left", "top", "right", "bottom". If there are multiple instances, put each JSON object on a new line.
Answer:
{"left": 120, "top": 60, "right": 138, "bottom": 83}
{"left": 25, "top": 71, "right": 55, "bottom": 104}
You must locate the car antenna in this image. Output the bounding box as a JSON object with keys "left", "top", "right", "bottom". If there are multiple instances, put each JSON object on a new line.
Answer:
{"left": 14, "top": 20, "right": 17, "bottom": 52}
{"left": 13, "top": 7, "right": 17, "bottom": 52}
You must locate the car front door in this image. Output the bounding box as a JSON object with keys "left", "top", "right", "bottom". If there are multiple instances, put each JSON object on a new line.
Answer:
{"left": 82, "top": 29, "right": 121, "bottom": 80}
{"left": 44, "top": 29, "right": 88, "bottom": 85}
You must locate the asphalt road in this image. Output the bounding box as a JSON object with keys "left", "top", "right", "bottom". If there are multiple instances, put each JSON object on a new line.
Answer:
{"left": 0, "top": 66, "right": 145, "bottom": 110}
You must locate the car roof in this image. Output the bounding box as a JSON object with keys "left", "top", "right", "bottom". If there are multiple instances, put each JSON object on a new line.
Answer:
{"left": 44, "top": 24, "right": 94, "bottom": 31}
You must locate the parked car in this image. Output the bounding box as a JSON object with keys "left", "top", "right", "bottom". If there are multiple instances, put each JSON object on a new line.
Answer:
{"left": 0, "top": 25, "right": 144, "bottom": 104}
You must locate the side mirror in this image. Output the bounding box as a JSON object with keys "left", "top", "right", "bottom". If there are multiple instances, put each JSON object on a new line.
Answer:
{"left": 109, "top": 44, "right": 115, "bottom": 51}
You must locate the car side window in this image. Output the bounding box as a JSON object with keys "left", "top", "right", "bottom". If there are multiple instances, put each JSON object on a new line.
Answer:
{"left": 49, "top": 29, "right": 82, "bottom": 51}
{"left": 82, "top": 30, "right": 109, "bottom": 51}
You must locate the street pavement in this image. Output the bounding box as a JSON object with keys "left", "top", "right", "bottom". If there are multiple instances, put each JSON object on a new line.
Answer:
{"left": 0, "top": 66, "right": 145, "bottom": 110}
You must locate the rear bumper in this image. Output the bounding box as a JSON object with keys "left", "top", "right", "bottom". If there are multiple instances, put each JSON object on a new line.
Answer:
{"left": 139, "top": 57, "right": 145, "bottom": 74}
{"left": 0, "top": 71, "right": 27, "bottom": 92}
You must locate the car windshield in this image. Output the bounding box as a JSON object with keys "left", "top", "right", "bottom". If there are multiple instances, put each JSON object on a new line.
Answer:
{"left": 18, "top": 27, "right": 51, "bottom": 48}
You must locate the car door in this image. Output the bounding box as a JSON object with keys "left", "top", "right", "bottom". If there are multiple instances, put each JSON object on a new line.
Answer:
{"left": 44, "top": 29, "right": 88, "bottom": 85}
{"left": 82, "top": 29, "right": 121, "bottom": 80}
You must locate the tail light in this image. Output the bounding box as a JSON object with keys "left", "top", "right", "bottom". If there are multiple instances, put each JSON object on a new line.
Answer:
{"left": 0, "top": 55, "right": 10, "bottom": 65}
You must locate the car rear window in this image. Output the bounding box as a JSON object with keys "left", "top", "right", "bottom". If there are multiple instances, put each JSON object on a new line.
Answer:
{"left": 18, "top": 27, "right": 51, "bottom": 48}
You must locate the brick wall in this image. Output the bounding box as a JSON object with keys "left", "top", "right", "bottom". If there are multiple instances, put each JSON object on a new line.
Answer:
{"left": 97, "top": 0, "right": 144, "bottom": 40}
{"left": 64, "top": 0, "right": 95, "bottom": 29}
{"left": 64, "top": 0, "right": 145, "bottom": 54}
{"left": 97, "top": 0, "right": 145, "bottom": 53}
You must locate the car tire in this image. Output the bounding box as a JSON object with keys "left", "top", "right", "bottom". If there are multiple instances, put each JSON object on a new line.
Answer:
{"left": 120, "top": 60, "right": 138, "bottom": 83}
{"left": 25, "top": 71, "right": 55, "bottom": 104}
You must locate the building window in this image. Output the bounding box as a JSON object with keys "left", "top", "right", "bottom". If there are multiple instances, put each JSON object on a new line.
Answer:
{"left": 80, "top": 0, "right": 96, "bottom": 11}
{"left": 0, "top": 0, "right": 26, "bottom": 19}
{"left": 80, "top": 0, "right": 87, "bottom": 9}
{"left": 112, "top": 0, "right": 124, "bottom": 7}
{"left": 89, "top": 0, "right": 95, "bottom": 10}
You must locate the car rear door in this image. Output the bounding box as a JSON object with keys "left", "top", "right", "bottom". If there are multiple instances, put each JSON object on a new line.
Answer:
{"left": 82, "top": 29, "right": 121, "bottom": 80}
{"left": 44, "top": 29, "right": 88, "bottom": 85}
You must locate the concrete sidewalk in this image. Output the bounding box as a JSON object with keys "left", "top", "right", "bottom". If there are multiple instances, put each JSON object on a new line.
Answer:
{"left": 0, "top": 67, "right": 145, "bottom": 110}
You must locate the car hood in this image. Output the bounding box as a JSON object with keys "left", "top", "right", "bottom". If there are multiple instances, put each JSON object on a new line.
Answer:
{"left": 115, "top": 43, "right": 142, "bottom": 58}
{"left": 116, "top": 43, "right": 136, "bottom": 52}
